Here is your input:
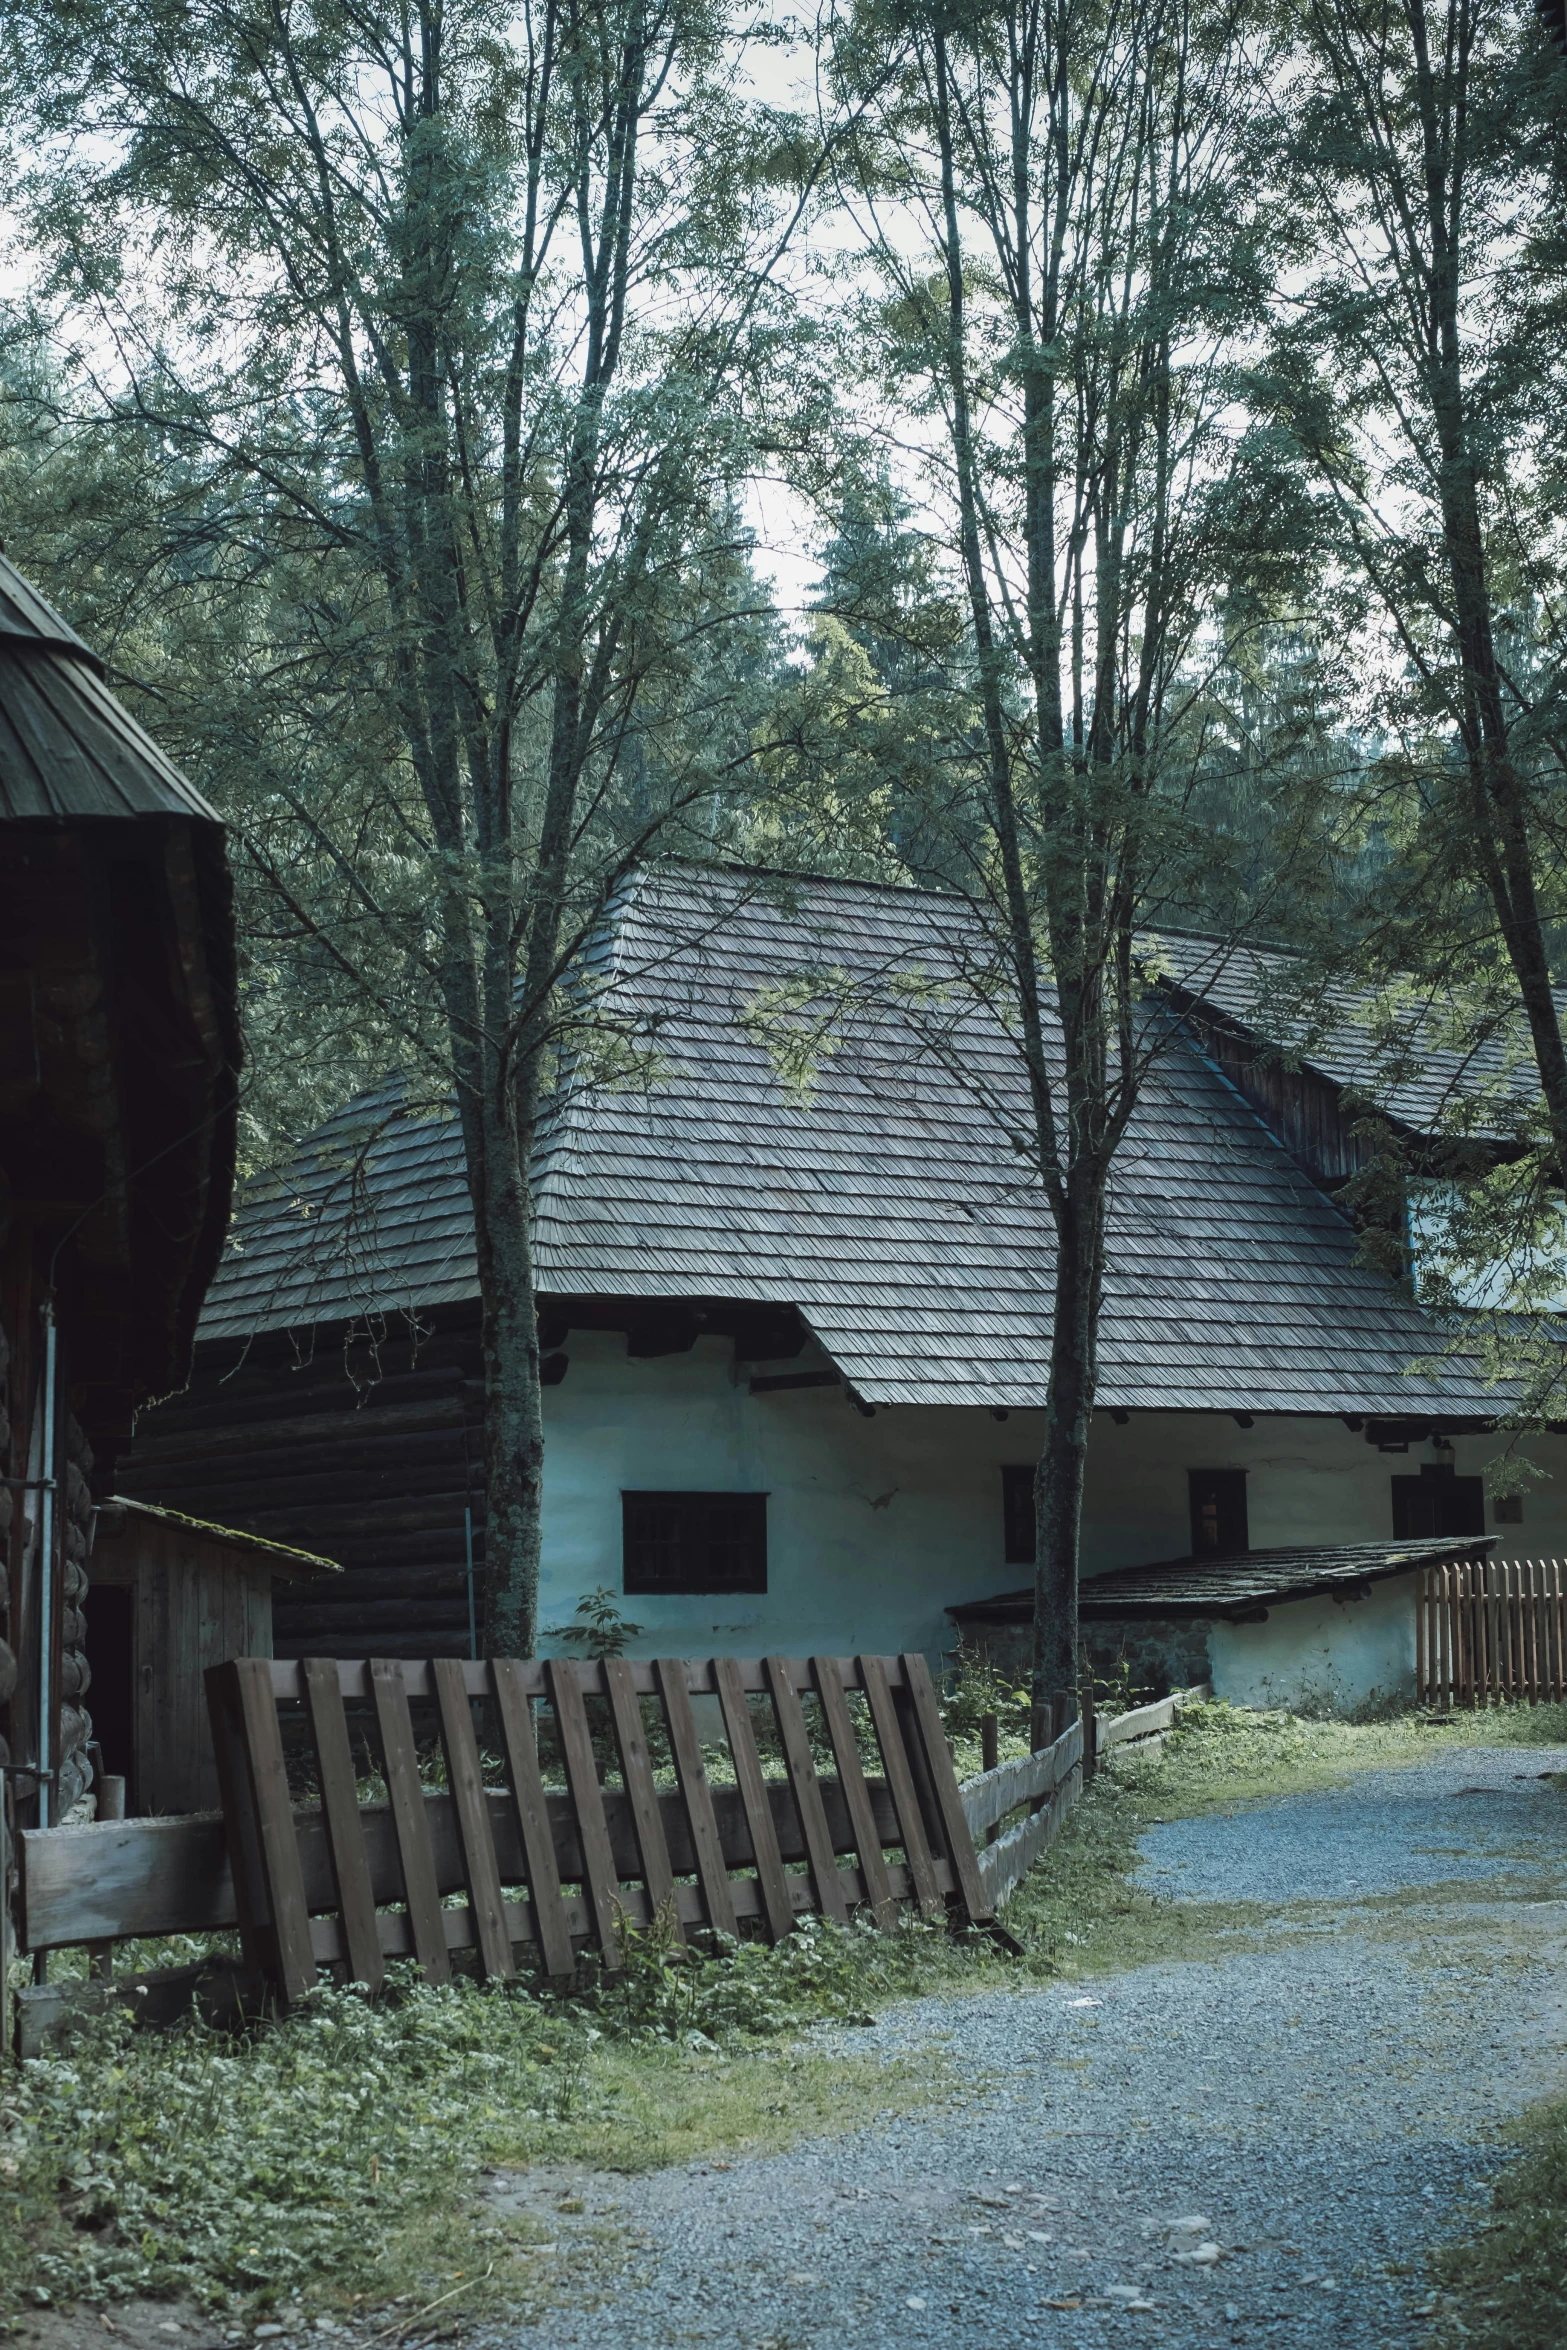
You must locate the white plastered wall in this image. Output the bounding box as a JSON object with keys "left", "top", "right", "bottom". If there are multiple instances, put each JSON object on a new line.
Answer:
{"left": 537, "top": 1331, "right": 1567, "bottom": 1709}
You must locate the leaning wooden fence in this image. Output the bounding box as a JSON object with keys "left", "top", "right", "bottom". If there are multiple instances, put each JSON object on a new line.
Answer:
{"left": 1418, "top": 1558, "right": 1567, "bottom": 1707}
{"left": 13, "top": 1653, "right": 1094, "bottom": 2048}
{"left": 203, "top": 1652, "right": 1001, "bottom": 2006}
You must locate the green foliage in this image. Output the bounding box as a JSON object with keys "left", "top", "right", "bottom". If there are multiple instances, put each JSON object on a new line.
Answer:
{"left": 939, "top": 1643, "right": 1032, "bottom": 1760}
{"left": 542, "top": 1588, "right": 645, "bottom": 1661}
{"left": 0, "top": 1972, "right": 596, "bottom": 2318}
{"left": 577, "top": 1901, "right": 955, "bottom": 2043}
{"left": 1429, "top": 2094, "right": 1567, "bottom": 2350}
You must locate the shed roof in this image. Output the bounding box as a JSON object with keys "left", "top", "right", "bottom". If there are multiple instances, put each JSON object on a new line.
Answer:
{"left": 949, "top": 1535, "right": 1492, "bottom": 1624}
{"left": 1142, "top": 930, "right": 1546, "bottom": 1145}
{"left": 0, "top": 551, "right": 220, "bottom": 825}
{"left": 97, "top": 1496, "right": 341, "bottom": 1579}
{"left": 196, "top": 864, "right": 1510, "bottom": 1416}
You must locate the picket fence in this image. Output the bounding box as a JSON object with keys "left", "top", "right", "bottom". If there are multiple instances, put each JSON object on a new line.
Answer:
{"left": 1418, "top": 1558, "right": 1567, "bottom": 1707}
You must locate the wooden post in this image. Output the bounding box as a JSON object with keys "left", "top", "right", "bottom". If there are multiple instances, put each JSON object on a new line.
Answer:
{"left": 1078, "top": 1681, "right": 1097, "bottom": 1780}
{"left": 980, "top": 1712, "right": 999, "bottom": 1846}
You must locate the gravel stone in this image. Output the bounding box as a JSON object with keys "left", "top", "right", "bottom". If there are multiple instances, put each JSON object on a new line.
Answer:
{"left": 482, "top": 1740, "right": 1567, "bottom": 2348}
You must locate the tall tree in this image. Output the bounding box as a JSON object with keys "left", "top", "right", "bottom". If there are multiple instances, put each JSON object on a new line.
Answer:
{"left": 3, "top": 0, "right": 823, "bottom": 1654}
{"left": 1265, "top": 0, "right": 1567, "bottom": 1161}
{"left": 828, "top": 0, "right": 1302, "bottom": 1730}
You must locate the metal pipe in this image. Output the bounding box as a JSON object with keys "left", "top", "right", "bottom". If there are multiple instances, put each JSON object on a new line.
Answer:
{"left": 36, "top": 1298, "right": 58, "bottom": 1829}
{"left": 464, "top": 1505, "right": 477, "bottom": 1661}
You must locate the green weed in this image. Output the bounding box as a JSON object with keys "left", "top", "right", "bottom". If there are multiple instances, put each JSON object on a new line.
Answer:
{"left": 7, "top": 1697, "right": 1563, "bottom": 2330}
{"left": 1428, "top": 2096, "right": 1567, "bottom": 2350}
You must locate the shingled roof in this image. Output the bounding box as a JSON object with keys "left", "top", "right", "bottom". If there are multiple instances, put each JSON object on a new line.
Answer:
{"left": 1142, "top": 931, "right": 1546, "bottom": 1146}
{"left": 198, "top": 864, "right": 1506, "bottom": 1416}
{"left": 0, "top": 552, "right": 221, "bottom": 824}
{"left": 950, "top": 1536, "right": 1493, "bottom": 1625}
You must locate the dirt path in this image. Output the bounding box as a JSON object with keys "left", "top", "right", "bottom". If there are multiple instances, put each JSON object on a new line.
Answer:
{"left": 490, "top": 1739, "right": 1567, "bottom": 2350}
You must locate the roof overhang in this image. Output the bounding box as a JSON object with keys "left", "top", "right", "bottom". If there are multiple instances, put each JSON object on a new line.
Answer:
{"left": 949, "top": 1535, "right": 1495, "bottom": 1626}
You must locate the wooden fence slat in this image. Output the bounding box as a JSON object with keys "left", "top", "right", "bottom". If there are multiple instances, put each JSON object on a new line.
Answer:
{"left": 763, "top": 1656, "right": 849, "bottom": 1926}
{"left": 369, "top": 1657, "right": 451, "bottom": 1983}
{"left": 858, "top": 1653, "right": 942, "bottom": 1917}
{"left": 602, "top": 1658, "right": 681, "bottom": 1941}
{"left": 432, "top": 1658, "right": 514, "bottom": 1981}
{"left": 203, "top": 1662, "right": 273, "bottom": 1975}
{"left": 545, "top": 1659, "right": 624, "bottom": 1966}
{"left": 713, "top": 1657, "right": 793, "bottom": 1942}
{"left": 810, "top": 1655, "right": 895, "bottom": 1929}
{"left": 489, "top": 1658, "right": 575, "bottom": 1979}
{"left": 229, "top": 1658, "right": 317, "bottom": 2002}
{"left": 1436, "top": 1566, "right": 1449, "bottom": 1706}
{"left": 301, "top": 1658, "right": 383, "bottom": 1991}
{"left": 899, "top": 1652, "right": 993, "bottom": 1925}
{"left": 654, "top": 1658, "right": 738, "bottom": 1939}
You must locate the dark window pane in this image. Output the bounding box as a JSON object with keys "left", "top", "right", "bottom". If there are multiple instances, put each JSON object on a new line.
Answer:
{"left": 622, "top": 1491, "right": 767, "bottom": 1594}
{"left": 1002, "top": 1464, "right": 1036, "bottom": 1565}
{"left": 1390, "top": 1471, "right": 1484, "bottom": 1540}
{"left": 1188, "top": 1468, "right": 1248, "bottom": 1555}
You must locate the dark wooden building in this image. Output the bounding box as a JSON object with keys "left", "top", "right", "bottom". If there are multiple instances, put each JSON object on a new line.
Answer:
{"left": 0, "top": 555, "right": 240, "bottom": 1841}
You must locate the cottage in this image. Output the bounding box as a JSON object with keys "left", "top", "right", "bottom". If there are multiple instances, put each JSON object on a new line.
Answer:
{"left": 120, "top": 865, "right": 1556, "bottom": 1714}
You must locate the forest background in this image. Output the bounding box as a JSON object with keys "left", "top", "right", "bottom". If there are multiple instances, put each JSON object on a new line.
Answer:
{"left": 0, "top": 0, "right": 1565, "bottom": 1706}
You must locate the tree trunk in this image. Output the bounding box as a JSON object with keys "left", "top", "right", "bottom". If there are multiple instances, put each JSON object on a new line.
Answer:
{"left": 1032, "top": 1161, "right": 1104, "bottom": 1744}
{"left": 471, "top": 1080, "right": 545, "bottom": 1660}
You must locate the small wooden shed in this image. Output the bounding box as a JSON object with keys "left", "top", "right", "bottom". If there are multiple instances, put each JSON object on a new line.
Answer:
{"left": 89, "top": 1499, "right": 339, "bottom": 1815}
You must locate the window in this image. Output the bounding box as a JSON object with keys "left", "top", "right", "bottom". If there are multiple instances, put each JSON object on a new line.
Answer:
{"left": 1002, "top": 1464, "right": 1036, "bottom": 1564}
{"left": 622, "top": 1491, "right": 767, "bottom": 1595}
{"left": 1188, "top": 1468, "right": 1248, "bottom": 1556}
{"left": 1391, "top": 1468, "right": 1485, "bottom": 1540}
{"left": 1493, "top": 1494, "right": 1524, "bottom": 1526}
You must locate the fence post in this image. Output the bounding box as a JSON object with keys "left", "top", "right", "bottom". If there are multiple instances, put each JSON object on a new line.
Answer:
{"left": 1078, "top": 1680, "right": 1097, "bottom": 1780}
{"left": 980, "top": 1711, "right": 999, "bottom": 1845}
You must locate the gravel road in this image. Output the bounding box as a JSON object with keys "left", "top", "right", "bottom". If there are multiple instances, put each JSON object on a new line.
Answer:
{"left": 489, "top": 1740, "right": 1567, "bottom": 2350}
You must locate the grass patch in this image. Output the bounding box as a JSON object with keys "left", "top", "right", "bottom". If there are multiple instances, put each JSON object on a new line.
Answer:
{"left": 0, "top": 1916, "right": 968, "bottom": 2330}
{"left": 1428, "top": 2096, "right": 1567, "bottom": 2350}
{"left": 6, "top": 1697, "right": 1563, "bottom": 2333}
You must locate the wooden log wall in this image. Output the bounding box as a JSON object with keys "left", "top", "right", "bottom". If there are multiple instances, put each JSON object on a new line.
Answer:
{"left": 116, "top": 1309, "right": 486, "bottom": 1658}
{"left": 1176, "top": 1007, "right": 1373, "bottom": 1186}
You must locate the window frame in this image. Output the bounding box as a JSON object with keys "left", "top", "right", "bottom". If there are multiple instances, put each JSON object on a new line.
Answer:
{"left": 621, "top": 1489, "right": 769, "bottom": 1597}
